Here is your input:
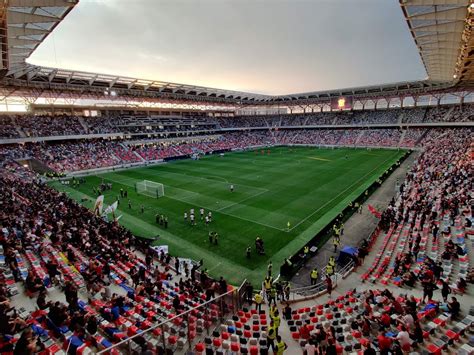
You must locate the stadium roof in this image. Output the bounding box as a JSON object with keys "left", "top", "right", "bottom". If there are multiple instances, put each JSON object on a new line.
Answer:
{"left": 1, "top": 0, "right": 77, "bottom": 72}
{"left": 400, "top": 0, "right": 473, "bottom": 84}
{"left": 0, "top": 0, "right": 473, "bottom": 105}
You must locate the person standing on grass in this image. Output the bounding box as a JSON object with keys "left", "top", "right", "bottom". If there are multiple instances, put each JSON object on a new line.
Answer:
{"left": 190, "top": 214, "right": 195, "bottom": 226}
{"left": 128, "top": 200, "right": 132, "bottom": 209}
{"left": 230, "top": 184, "right": 234, "bottom": 192}
{"left": 140, "top": 205, "right": 144, "bottom": 214}
{"left": 246, "top": 246, "right": 251, "bottom": 258}
{"left": 200, "top": 208, "right": 204, "bottom": 220}
{"left": 184, "top": 211, "right": 187, "bottom": 221}
{"left": 164, "top": 216, "right": 168, "bottom": 229}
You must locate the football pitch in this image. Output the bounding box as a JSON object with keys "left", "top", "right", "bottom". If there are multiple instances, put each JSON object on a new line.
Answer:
{"left": 50, "top": 146, "right": 406, "bottom": 285}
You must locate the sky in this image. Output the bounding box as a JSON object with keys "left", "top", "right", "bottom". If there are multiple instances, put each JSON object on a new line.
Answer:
{"left": 28, "top": 0, "right": 427, "bottom": 95}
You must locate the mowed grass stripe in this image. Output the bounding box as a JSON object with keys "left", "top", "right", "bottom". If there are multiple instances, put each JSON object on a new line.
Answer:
{"left": 52, "top": 147, "right": 406, "bottom": 285}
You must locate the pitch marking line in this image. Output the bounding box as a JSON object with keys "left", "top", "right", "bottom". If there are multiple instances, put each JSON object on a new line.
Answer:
{"left": 288, "top": 151, "right": 400, "bottom": 232}
{"left": 98, "top": 175, "right": 285, "bottom": 232}
{"left": 140, "top": 168, "right": 268, "bottom": 193}
{"left": 216, "top": 189, "right": 268, "bottom": 212}
{"left": 307, "top": 156, "right": 331, "bottom": 161}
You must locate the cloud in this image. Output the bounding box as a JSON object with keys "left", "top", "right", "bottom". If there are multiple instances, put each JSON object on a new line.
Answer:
{"left": 27, "top": 0, "right": 426, "bottom": 94}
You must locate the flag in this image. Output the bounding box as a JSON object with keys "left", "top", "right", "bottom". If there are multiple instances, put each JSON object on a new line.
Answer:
{"left": 367, "top": 204, "right": 381, "bottom": 218}
{"left": 93, "top": 195, "right": 104, "bottom": 216}
{"left": 103, "top": 201, "right": 118, "bottom": 215}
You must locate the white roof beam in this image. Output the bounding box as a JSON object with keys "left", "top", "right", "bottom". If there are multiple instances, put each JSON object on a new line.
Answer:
{"left": 8, "top": 0, "right": 78, "bottom": 7}
{"left": 7, "top": 12, "right": 58, "bottom": 24}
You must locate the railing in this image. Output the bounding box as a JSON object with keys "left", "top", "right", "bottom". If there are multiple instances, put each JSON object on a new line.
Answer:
{"left": 97, "top": 279, "right": 248, "bottom": 354}
{"left": 290, "top": 259, "right": 356, "bottom": 300}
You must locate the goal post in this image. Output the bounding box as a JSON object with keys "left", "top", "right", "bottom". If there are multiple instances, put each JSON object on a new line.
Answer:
{"left": 135, "top": 180, "right": 164, "bottom": 198}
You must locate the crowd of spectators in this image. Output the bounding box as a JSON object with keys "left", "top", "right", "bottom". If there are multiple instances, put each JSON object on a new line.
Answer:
{"left": 399, "top": 128, "right": 427, "bottom": 148}
{"left": 357, "top": 129, "right": 402, "bottom": 147}
{"left": 0, "top": 116, "right": 20, "bottom": 138}
{"left": 16, "top": 115, "right": 87, "bottom": 138}
{"left": 1, "top": 105, "right": 472, "bottom": 140}
{"left": 401, "top": 108, "right": 427, "bottom": 123}
{"left": 367, "top": 128, "right": 472, "bottom": 293}
{"left": 217, "top": 116, "right": 269, "bottom": 128}
{"left": 0, "top": 164, "right": 231, "bottom": 353}
{"left": 1, "top": 126, "right": 472, "bottom": 174}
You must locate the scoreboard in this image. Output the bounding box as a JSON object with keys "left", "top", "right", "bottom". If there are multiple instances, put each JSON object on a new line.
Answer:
{"left": 331, "top": 97, "right": 352, "bottom": 110}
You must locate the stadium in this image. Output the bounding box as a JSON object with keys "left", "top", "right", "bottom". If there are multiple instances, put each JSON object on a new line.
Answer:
{"left": 0, "top": 0, "right": 473, "bottom": 354}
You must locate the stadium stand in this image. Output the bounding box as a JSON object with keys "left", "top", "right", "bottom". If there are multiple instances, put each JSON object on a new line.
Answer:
{"left": 0, "top": 164, "right": 240, "bottom": 353}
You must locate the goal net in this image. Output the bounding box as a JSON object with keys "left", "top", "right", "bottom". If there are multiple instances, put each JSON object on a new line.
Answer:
{"left": 135, "top": 180, "right": 164, "bottom": 198}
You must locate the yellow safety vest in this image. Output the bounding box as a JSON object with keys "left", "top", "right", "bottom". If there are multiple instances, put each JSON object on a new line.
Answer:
{"left": 326, "top": 265, "right": 333, "bottom": 274}
{"left": 276, "top": 341, "right": 286, "bottom": 354}
{"left": 264, "top": 279, "right": 272, "bottom": 290}
{"left": 267, "top": 326, "right": 276, "bottom": 340}
{"left": 272, "top": 315, "right": 281, "bottom": 328}
{"left": 311, "top": 270, "right": 318, "bottom": 279}
{"left": 254, "top": 294, "right": 262, "bottom": 304}
{"left": 269, "top": 305, "right": 276, "bottom": 317}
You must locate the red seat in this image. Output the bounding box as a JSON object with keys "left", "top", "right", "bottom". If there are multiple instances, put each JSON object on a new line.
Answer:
{"left": 446, "top": 329, "right": 460, "bottom": 341}
{"left": 213, "top": 338, "right": 222, "bottom": 347}
{"left": 426, "top": 343, "right": 442, "bottom": 355}
{"left": 168, "top": 336, "right": 177, "bottom": 345}
{"left": 351, "top": 330, "right": 361, "bottom": 338}
{"left": 195, "top": 343, "right": 205, "bottom": 352}
{"left": 231, "top": 343, "right": 240, "bottom": 352}
{"left": 250, "top": 346, "right": 259, "bottom": 355}
{"left": 221, "top": 332, "right": 230, "bottom": 340}
{"left": 402, "top": 343, "right": 411, "bottom": 352}
{"left": 291, "top": 332, "right": 300, "bottom": 339}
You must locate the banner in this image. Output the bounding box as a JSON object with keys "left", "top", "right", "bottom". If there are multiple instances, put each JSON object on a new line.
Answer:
{"left": 103, "top": 201, "right": 118, "bottom": 215}
{"left": 368, "top": 204, "right": 381, "bottom": 218}
{"left": 93, "top": 195, "right": 104, "bottom": 216}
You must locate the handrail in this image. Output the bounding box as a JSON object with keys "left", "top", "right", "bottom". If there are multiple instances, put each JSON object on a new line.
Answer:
{"left": 97, "top": 279, "right": 247, "bottom": 354}
{"left": 290, "top": 259, "right": 355, "bottom": 298}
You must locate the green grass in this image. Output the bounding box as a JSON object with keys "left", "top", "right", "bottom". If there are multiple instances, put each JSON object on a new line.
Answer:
{"left": 49, "top": 146, "right": 406, "bottom": 286}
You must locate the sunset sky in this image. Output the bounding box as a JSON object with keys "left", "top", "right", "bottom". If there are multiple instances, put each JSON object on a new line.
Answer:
{"left": 28, "top": 0, "right": 427, "bottom": 95}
